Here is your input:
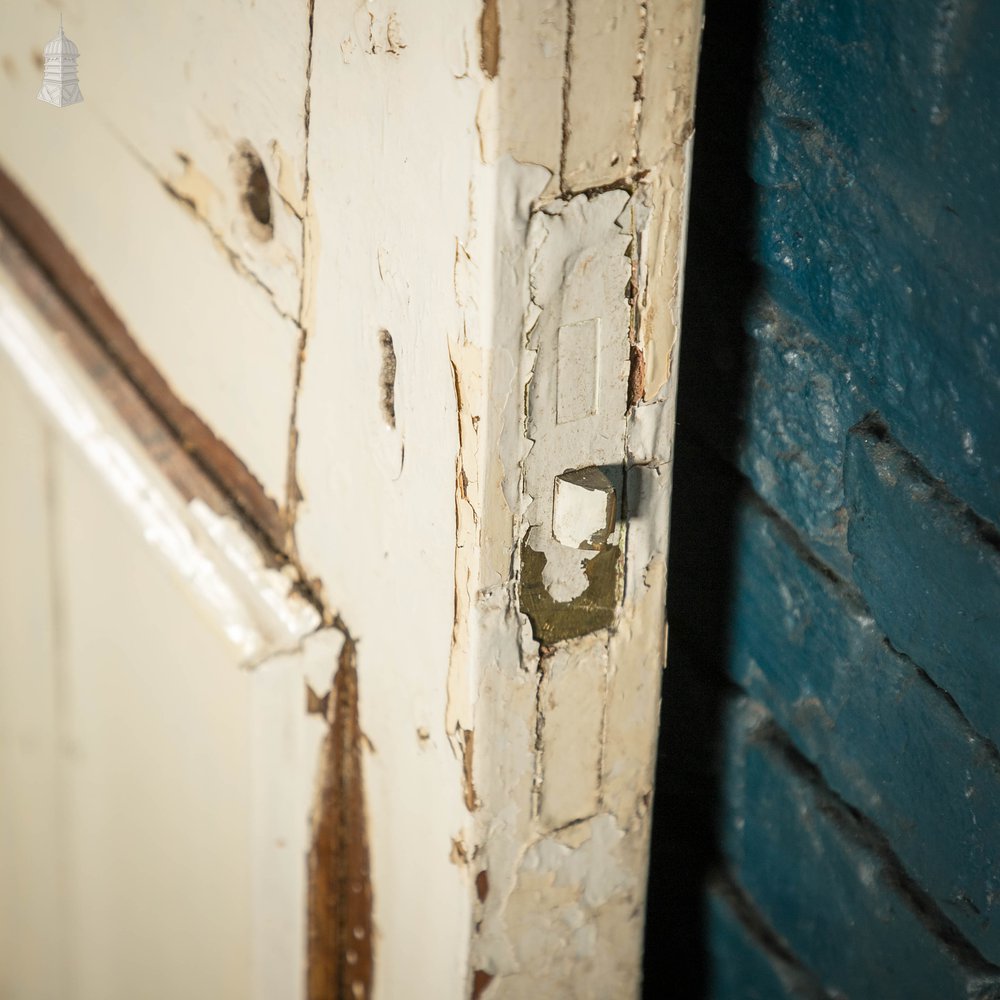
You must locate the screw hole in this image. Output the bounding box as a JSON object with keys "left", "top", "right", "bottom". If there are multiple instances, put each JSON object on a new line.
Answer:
{"left": 378, "top": 330, "right": 397, "bottom": 429}
{"left": 234, "top": 142, "right": 273, "bottom": 240}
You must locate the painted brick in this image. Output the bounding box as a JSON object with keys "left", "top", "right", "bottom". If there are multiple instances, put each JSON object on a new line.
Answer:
{"left": 757, "top": 0, "right": 1000, "bottom": 239}
{"left": 733, "top": 296, "right": 868, "bottom": 577}
{"left": 846, "top": 424, "right": 1000, "bottom": 748}
{"left": 748, "top": 0, "right": 1000, "bottom": 528}
{"left": 726, "top": 496, "right": 1000, "bottom": 959}
{"left": 705, "top": 877, "right": 828, "bottom": 1000}
{"left": 676, "top": 284, "right": 872, "bottom": 580}
{"left": 720, "top": 699, "right": 1000, "bottom": 1000}
{"left": 665, "top": 0, "right": 1000, "bottom": 991}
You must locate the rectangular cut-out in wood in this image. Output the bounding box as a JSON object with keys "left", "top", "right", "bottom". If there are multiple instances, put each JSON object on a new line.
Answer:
{"left": 557, "top": 319, "right": 601, "bottom": 425}
{"left": 519, "top": 193, "right": 631, "bottom": 639}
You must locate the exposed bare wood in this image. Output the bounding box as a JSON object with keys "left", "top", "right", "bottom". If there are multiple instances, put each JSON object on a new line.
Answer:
{"left": 308, "top": 636, "right": 375, "bottom": 1000}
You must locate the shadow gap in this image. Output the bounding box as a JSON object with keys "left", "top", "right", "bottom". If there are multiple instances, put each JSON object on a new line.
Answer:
{"left": 642, "top": 0, "right": 767, "bottom": 995}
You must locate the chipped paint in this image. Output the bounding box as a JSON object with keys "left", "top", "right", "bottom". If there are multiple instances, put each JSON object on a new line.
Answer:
{"left": 0, "top": 2, "right": 310, "bottom": 504}
{"left": 519, "top": 191, "right": 632, "bottom": 626}
{"left": 0, "top": 1, "right": 703, "bottom": 995}
{"left": 480, "top": 0, "right": 501, "bottom": 79}
{"left": 270, "top": 139, "right": 307, "bottom": 219}
{"left": 453, "top": 3, "right": 703, "bottom": 996}
{"left": 167, "top": 151, "right": 221, "bottom": 222}
{"left": 296, "top": 4, "right": 488, "bottom": 996}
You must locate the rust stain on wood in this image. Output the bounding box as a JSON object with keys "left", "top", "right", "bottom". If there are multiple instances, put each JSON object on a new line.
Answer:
{"left": 308, "top": 636, "right": 375, "bottom": 1000}
{"left": 0, "top": 167, "right": 288, "bottom": 556}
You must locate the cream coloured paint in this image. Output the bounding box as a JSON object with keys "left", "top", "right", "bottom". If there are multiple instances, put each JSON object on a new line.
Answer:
{"left": 0, "top": 354, "right": 286, "bottom": 1000}
{"left": 0, "top": 2, "right": 306, "bottom": 504}
{"left": 0, "top": 1, "right": 703, "bottom": 996}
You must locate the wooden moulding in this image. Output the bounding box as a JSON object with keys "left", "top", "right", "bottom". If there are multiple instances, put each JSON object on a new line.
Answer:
{"left": 0, "top": 166, "right": 288, "bottom": 558}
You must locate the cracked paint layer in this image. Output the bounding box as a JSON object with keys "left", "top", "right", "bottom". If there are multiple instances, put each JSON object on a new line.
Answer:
{"left": 109, "top": 127, "right": 303, "bottom": 328}
{"left": 447, "top": 161, "right": 681, "bottom": 992}
{"left": 518, "top": 191, "right": 632, "bottom": 634}
{"left": 0, "top": 1, "right": 703, "bottom": 995}
{"left": 454, "top": 2, "right": 704, "bottom": 996}
{"left": 93, "top": 3, "right": 311, "bottom": 323}
{"left": 283, "top": 0, "right": 318, "bottom": 548}
{"left": 0, "top": 1, "right": 309, "bottom": 511}
{"left": 296, "top": 3, "right": 486, "bottom": 996}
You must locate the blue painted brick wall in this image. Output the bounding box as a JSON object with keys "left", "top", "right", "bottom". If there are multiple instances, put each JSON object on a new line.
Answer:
{"left": 845, "top": 423, "right": 1000, "bottom": 748}
{"left": 718, "top": 699, "right": 1000, "bottom": 1000}
{"left": 752, "top": 1, "right": 1000, "bottom": 528}
{"left": 706, "top": 875, "right": 829, "bottom": 1000}
{"left": 650, "top": 0, "right": 1000, "bottom": 991}
{"left": 726, "top": 493, "right": 1000, "bottom": 960}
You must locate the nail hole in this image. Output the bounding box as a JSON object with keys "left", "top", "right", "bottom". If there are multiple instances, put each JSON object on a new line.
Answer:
{"left": 378, "top": 329, "right": 397, "bottom": 428}
{"left": 476, "top": 869, "right": 490, "bottom": 902}
{"left": 234, "top": 142, "right": 273, "bottom": 240}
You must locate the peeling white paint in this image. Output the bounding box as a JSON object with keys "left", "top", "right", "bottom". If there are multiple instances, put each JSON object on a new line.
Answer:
{"left": 522, "top": 192, "right": 632, "bottom": 603}
{"left": 294, "top": 3, "right": 487, "bottom": 996}
{"left": 520, "top": 815, "right": 629, "bottom": 909}
{"left": 457, "top": 4, "right": 703, "bottom": 996}
{"left": 0, "top": 0, "right": 703, "bottom": 995}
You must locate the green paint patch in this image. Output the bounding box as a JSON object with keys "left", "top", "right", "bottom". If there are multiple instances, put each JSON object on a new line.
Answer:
{"left": 519, "top": 542, "right": 621, "bottom": 645}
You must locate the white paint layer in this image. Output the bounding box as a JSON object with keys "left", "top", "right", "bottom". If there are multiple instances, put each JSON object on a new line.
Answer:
{"left": 294, "top": 3, "right": 483, "bottom": 996}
